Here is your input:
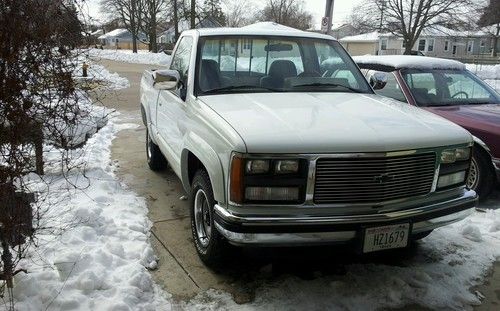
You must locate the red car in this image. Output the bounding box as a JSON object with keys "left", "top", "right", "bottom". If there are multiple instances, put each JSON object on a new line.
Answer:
{"left": 354, "top": 55, "right": 500, "bottom": 199}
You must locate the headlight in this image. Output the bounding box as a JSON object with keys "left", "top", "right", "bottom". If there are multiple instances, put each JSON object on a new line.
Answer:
{"left": 437, "top": 171, "right": 467, "bottom": 188}
{"left": 246, "top": 159, "right": 270, "bottom": 174}
{"left": 230, "top": 154, "right": 306, "bottom": 204}
{"left": 441, "top": 147, "right": 471, "bottom": 163}
{"left": 275, "top": 160, "right": 299, "bottom": 174}
{"left": 245, "top": 187, "right": 299, "bottom": 201}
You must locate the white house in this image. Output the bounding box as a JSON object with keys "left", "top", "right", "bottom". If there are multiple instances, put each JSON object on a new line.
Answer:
{"left": 98, "top": 28, "right": 148, "bottom": 50}
{"left": 340, "top": 26, "right": 500, "bottom": 58}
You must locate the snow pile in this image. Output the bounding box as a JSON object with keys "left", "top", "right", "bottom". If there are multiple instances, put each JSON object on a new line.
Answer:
{"left": 75, "top": 63, "right": 130, "bottom": 90}
{"left": 86, "top": 48, "right": 171, "bottom": 66}
{"left": 9, "top": 118, "right": 171, "bottom": 311}
{"left": 184, "top": 209, "right": 500, "bottom": 310}
{"left": 466, "top": 63, "right": 500, "bottom": 92}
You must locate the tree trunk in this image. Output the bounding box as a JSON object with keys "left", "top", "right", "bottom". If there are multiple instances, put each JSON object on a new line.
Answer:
{"left": 150, "top": 12, "right": 157, "bottom": 52}
{"left": 493, "top": 24, "right": 499, "bottom": 58}
{"left": 404, "top": 38, "right": 413, "bottom": 55}
{"left": 132, "top": 32, "right": 138, "bottom": 53}
{"left": 173, "top": 0, "right": 179, "bottom": 42}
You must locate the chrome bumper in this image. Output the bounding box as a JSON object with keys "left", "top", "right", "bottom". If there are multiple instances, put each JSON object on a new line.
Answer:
{"left": 214, "top": 190, "right": 478, "bottom": 246}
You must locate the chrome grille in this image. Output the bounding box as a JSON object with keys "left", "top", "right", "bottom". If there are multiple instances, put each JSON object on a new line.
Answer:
{"left": 314, "top": 153, "right": 436, "bottom": 204}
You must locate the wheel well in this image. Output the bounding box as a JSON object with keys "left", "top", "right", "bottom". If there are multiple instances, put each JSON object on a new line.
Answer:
{"left": 473, "top": 142, "right": 496, "bottom": 179}
{"left": 187, "top": 152, "right": 206, "bottom": 185}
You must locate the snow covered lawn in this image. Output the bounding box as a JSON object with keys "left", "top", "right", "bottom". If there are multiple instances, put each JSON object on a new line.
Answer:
{"left": 86, "top": 48, "right": 171, "bottom": 66}
{"left": 11, "top": 118, "right": 171, "bottom": 311}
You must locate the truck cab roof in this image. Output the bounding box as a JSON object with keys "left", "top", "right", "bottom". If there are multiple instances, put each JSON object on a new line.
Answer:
{"left": 181, "top": 22, "right": 335, "bottom": 41}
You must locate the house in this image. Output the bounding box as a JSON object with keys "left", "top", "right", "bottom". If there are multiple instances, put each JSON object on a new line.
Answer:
{"left": 340, "top": 26, "right": 500, "bottom": 58}
{"left": 338, "top": 31, "right": 380, "bottom": 56}
{"left": 98, "top": 28, "right": 149, "bottom": 50}
{"left": 330, "top": 24, "right": 360, "bottom": 40}
{"left": 157, "top": 16, "right": 223, "bottom": 45}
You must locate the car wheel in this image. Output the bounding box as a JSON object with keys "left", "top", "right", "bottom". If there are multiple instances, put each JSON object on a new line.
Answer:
{"left": 467, "top": 148, "right": 494, "bottom": 201}
{"left": 146, "top": 128, "right": 167, "bottom": 171}
{"left": 190, "top": 169, "right": 227, "bottom": 265}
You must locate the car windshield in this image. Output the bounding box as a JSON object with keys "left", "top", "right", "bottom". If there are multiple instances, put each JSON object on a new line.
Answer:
{"left": 402, "top": 69, "right": 500, "bottom": 107}
{"left": 196, "top": 36, "right": 372, "bottom": 95}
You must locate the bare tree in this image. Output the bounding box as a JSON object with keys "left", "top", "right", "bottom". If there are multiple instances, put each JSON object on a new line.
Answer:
{"left": 101, "top": 0, "right": 145, "bottom": 53}
{"left": 142, "top": 0, "right": 168, "bottom": 52}
{"left": 353, "top": 0, "right": 477, "bottom": 55}
{"left": 0, "top": 0, "right": 109, "bottom": 307}
{"left": 258, "top": 0, "right": 313, "bottom": 30}
{"left": 223, "top": 0, "right": 255, "bottom": 27}
{"left": 478, "top": 0, "right": 500, "bottom": 56}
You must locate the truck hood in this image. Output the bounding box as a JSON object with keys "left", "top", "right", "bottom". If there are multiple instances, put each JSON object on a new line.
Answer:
{"left": 199, "top": 93, "right": 471, "bottom": 153}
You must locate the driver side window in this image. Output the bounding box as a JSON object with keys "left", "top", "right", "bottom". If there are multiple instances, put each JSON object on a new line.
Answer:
{"left": 170, "top": 36, "right": 194, "bottom": 96}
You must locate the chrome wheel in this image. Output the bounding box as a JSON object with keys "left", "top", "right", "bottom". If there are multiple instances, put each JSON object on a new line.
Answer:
{"left": 467, "top": 157, "right": 479, "bottom": 190}
{"left": 194, "top": 189, "right": 212, "bottom": 248}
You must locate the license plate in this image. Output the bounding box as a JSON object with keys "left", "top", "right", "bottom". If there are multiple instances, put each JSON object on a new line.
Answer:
{"left": 363, "top": 223, "right": 410, "bottom": 253}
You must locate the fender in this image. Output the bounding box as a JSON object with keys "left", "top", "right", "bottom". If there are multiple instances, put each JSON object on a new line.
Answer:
{"left": 472, "top": 135, "right": 492, "bottom": 157}
{"left": 181, "top": 131, "right": 226, "bottom": 203}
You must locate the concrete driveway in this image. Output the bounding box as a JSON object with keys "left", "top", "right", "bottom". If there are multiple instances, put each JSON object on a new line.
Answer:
{"left": 98, "top": 59, "right": 500, "bottom": 309}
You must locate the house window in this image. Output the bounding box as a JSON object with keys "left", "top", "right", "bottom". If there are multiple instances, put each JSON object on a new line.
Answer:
{"left": 427, "top": 39, "right": 434, "bottom": 52}
{"left": 444, "top": 40, "right": 450, "bottom": 51}
{"left": 401, "top": 40, "right": 406, "bottom": 49}
{"left": 418, "top": 39, "right": 426, "bottom": 51}
{"left": 467, "top": 40, "right": 474, "bottom": 53}
{"left": 380, "top": 38, "right": 388, "bottom": 50}
{"left": 243, "top": 39, "right": 251, "bottom": 50}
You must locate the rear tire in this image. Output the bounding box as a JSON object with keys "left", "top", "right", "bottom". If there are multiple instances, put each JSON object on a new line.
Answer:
{"left": 146, "top": 128, "right": 167, "bottom": 171}
{"left": 467, "top": 147, "right": 494, "bottom": 201}
{"left": 190, "top": 169, "right": 227, "bottom": 266}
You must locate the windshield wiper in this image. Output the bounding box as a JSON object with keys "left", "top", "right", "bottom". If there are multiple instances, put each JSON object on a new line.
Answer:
{"left": 291, "top": 82, "right": 364, "bottom": 93}
{"left": 202, "top": 85, "right": 280, "bottom": 94}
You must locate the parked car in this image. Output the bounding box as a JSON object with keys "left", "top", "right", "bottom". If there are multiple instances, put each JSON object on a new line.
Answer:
{"left": 354, "top": 55, "right": 500, "bottom": 199}
{"left": 140, "top": 23, "right": 477, "bottom": 264}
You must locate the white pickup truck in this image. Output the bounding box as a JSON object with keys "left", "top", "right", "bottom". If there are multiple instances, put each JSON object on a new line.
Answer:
{"left": 140, "top": 23, "right": 477, "bottom": 265}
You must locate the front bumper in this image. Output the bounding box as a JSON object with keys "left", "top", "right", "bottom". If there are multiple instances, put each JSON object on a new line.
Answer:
{"left": 214, "top": 190, "right": 478, "bottom": 246}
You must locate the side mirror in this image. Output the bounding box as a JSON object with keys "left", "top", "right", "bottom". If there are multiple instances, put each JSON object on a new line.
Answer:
{"left": 153, "top": 70, "right": 180, "bottom": 90}
{"left": 369, "top": 72, "right": 388, "bottom": 90}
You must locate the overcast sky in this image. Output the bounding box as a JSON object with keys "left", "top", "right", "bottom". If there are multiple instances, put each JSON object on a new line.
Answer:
{"left": 83, "top": 0, "right": 362, "bottom": 28}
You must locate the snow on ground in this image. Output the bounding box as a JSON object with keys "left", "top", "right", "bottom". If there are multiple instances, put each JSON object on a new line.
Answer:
{"left": 9, "top": 117, "right": 171, "bottom": 311}
{"left": 466, "top": 63, "right": 500, "bottom": 92}
{"left": 76, "top": 63, "right": 130, "bottom": 90}
{"left": 184, "top": 209, "right": 500, "bottom": 310}
{"left": 86, "top": 48, "right": 171, "bottom": 66}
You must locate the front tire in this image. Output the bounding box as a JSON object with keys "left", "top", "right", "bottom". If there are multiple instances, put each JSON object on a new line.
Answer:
{"left": 190, "top": 169, "right": 227, "bottom": 265}
{"left": 467, "top": 148, "right": 494, "bottom": 200}
{"left": 146, "top": 128, "right": 167, "bottom": 171}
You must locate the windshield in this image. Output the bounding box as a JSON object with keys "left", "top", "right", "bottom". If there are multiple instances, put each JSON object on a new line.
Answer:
{"left": 195, "top": 36, "right": 372, "bottom": 95}
{"left": 402, "top": 69, "right": 500, "bottom": 107}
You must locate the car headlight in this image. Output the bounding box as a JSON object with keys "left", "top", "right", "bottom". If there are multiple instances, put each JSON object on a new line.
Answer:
{"left": 230, "top": 154, "right": 306, "bottom": 204}
{"left": 437, "top": 147, "right": 471, "bottom": 190}
{"left": 441, "top": 147, "right": 471, "bottom": 163}
{"left": 246, "top": 159, "right": 270, "bottom": 174}
{"left": 275, "top": 160, "right": 299, "bottom": 174}
{"left": 437, "top": 171, "right": 467, "bottom": 189}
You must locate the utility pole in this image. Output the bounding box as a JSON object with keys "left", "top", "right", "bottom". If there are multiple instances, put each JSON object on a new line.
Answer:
{"left": 322, "top": 0, "right": 335, "bottom": 35}
{"left": 190, "top": 0, "right": 196, "bottom": 29}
